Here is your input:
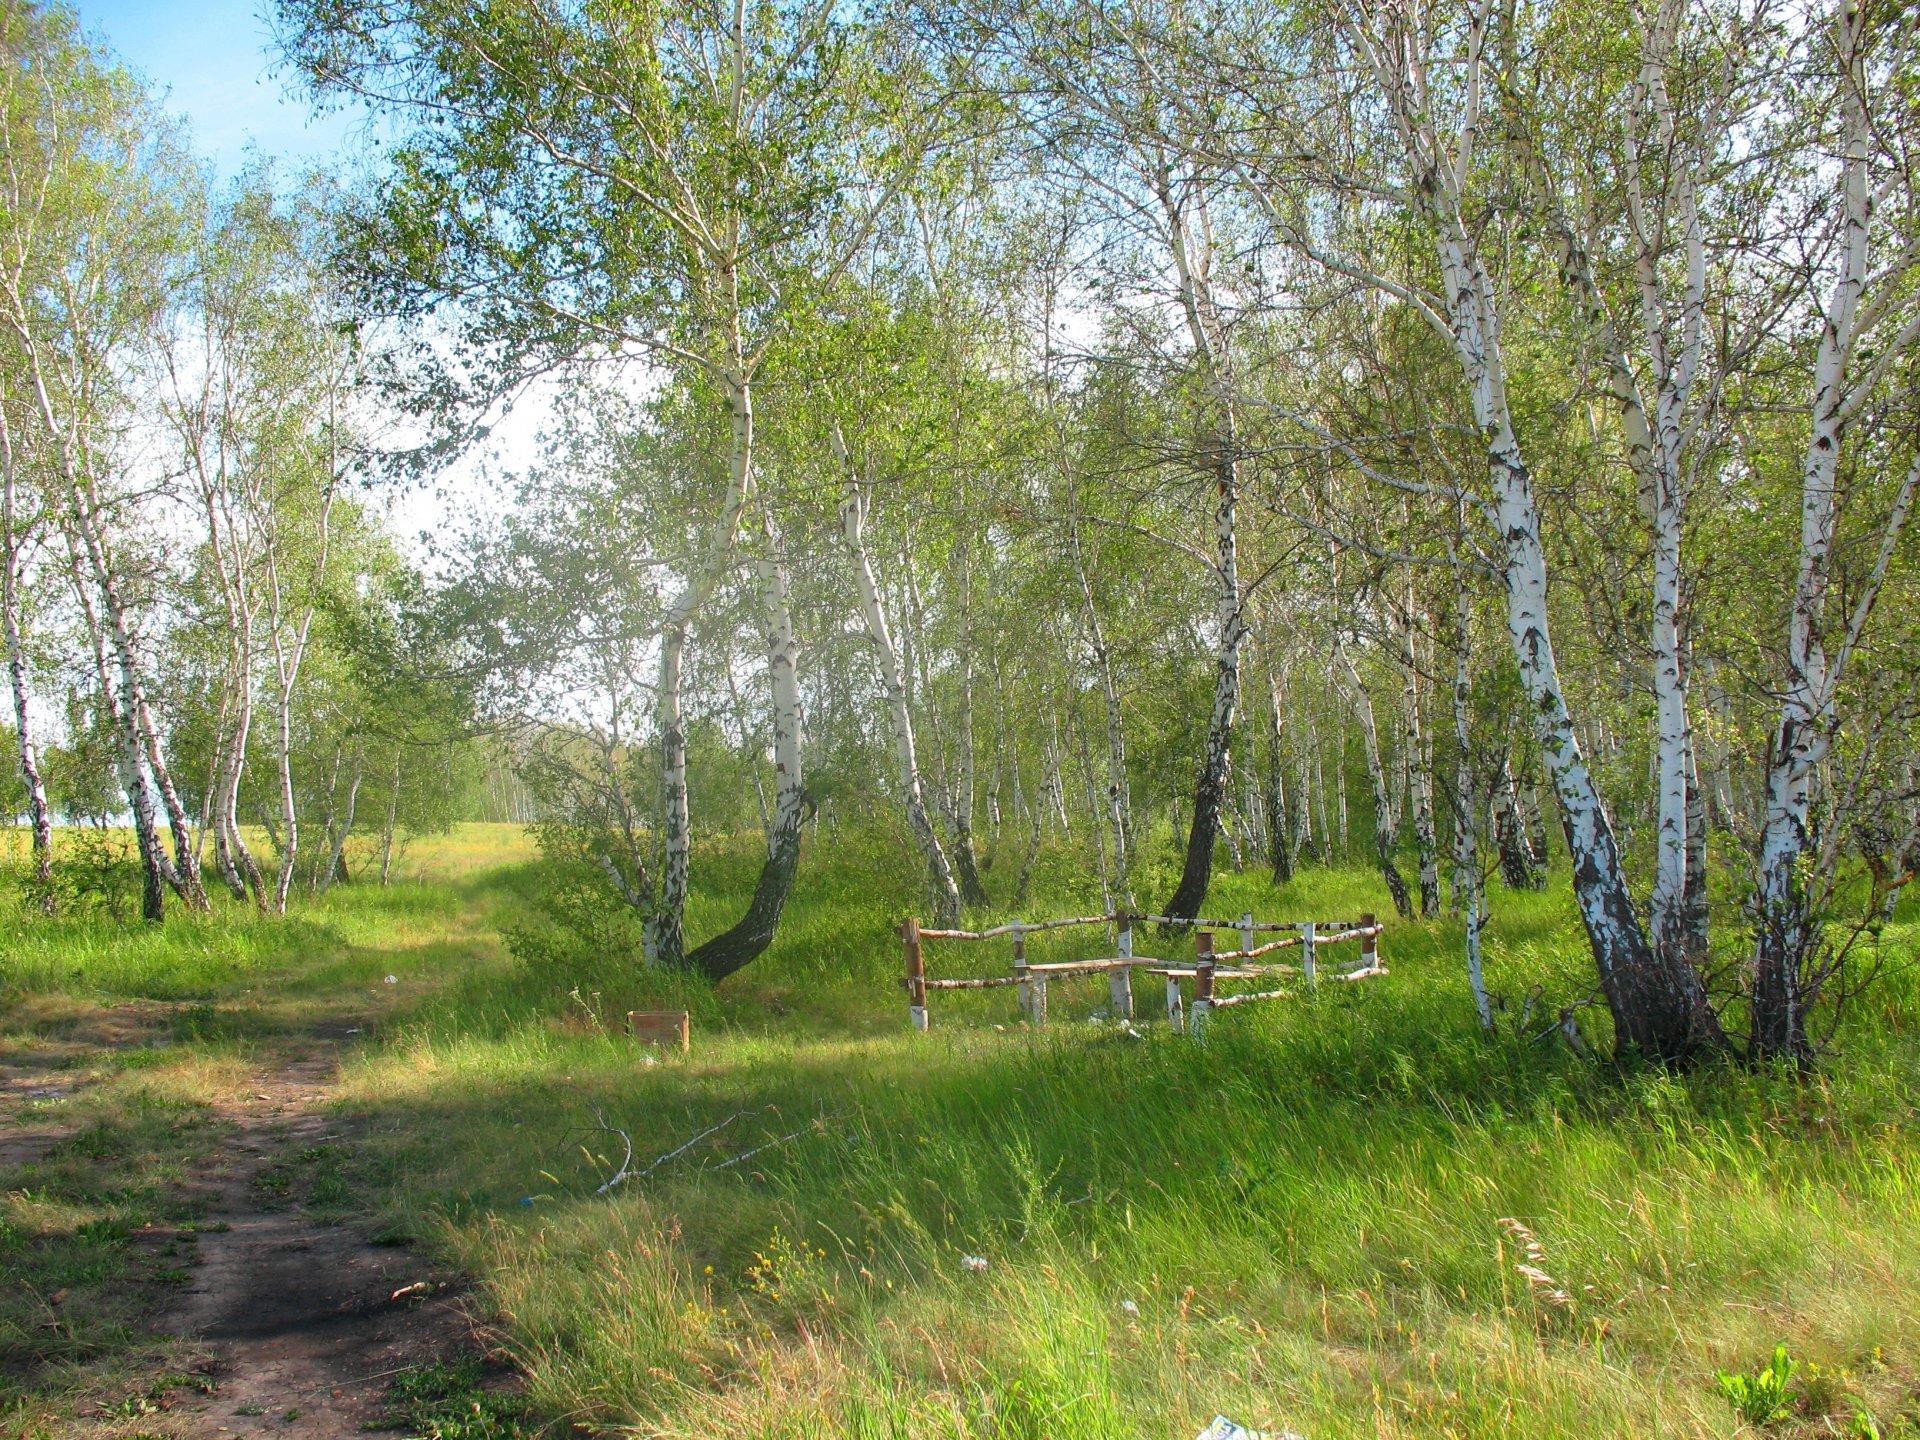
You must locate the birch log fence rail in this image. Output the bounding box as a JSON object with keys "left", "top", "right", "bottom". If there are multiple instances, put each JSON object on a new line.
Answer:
{"left": 898, "top": 910, "right": 1386, "bottom": 1036}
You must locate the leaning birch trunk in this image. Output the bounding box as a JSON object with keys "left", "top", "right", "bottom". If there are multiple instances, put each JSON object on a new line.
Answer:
{"left": 66, "top": 474, "right": 208, "bottom": 909}
{"left": 685, "top": 542, "right": 806, "bottom": 981}
{"left": 65, "top": 524, "right": 172, "bottom": 917}
{"left": 87, "top": 610, "right": 169, "bottom": 920}
{"left": 645, "top": 367, "right": 758, "bottom": 969}
{"left": 8, "top": 277, "right": 203, "bottom": 909}
{"left": 1337, "top": 636, "right": 1413, "bottom": 920}
{"left": 0, "top": 412, "right": 52, "bottom": 902}
{"left": 836, "top": 428, "right": 963, "bottom": 924}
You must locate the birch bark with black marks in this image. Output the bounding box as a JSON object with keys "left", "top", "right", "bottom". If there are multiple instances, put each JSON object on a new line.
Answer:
{"left": 1337, "top": 633, "right": 1412, "bottom": 920}
{"left": 1160, "top": 174, "right": 1245, "bottom": 924}
{"left": 647, "top": 364, "right": 757, "bottom": 968}
{"left": 1266, "top": 665, "right": 1292, "bottom": 884}
{"left": 1495, "top": 755, "right": 1541, "bottom": 890}
{"left": 1322, "top": 0, "right": 1720, "bottom": 1059}
{"left": 685, "top": 538, "right": 806, "bottom": 981}
{"left": 0, "top": 402, "right": 52, "bottom": 901}
{"left": 1520, "top": 0, "right": 1723, "bottom": 976}
{"left": 39, "top": 412, "right": 207, "bottom": 909}
{"left": 1070, "top": 508, "right": 1132, "bottom": 900}
{"left": 264, "top": 471, "right": 335, "bottom": 914}
{"left": 1752, "top": 0, "right": 1920, "bottom": 1059}
{"left": 836, "top": 426, "right": 962, "bottom": 924}
{"left": 318, "top": 748, "right": 363, "bottom": 894}
{"left": 948, "top": 516, "right": 990, "bottom": 908}
{"left": 1400, "top": 601, "right": 1441, "bottom": 917}
{"left": 1449, "top": 571, "right": 1493, "bottom": 1031}
{"left": 70, "top": 559, "right": 168, "bottom": 919}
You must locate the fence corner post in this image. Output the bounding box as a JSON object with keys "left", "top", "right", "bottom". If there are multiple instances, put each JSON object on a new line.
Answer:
{"left": 902, "top": 916, "right": 927, "bottom": 1031}
{"left": 1192, "top": 930, "right": 1215, "bottom": 1040}
{"left": 1360, "top": 912, "right": 1378, "bottom": 971}
{"left": 1302, "top": 919, "right": 1317, "bottom": 986}
{"left": 1239, "top": 910, "right": 1255, "bottom": 958}
{"left": 1109, "top": 910, "right": 1135, "bottom": 1021}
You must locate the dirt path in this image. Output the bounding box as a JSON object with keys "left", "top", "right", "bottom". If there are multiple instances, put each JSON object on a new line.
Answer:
{"left": 160, "top": 1032, "right": 494, "bottom": 1440}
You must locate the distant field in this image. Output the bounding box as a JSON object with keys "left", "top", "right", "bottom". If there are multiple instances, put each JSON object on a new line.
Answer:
{"left": 4, "top": 823, "right": 1918, "bottom": 1438}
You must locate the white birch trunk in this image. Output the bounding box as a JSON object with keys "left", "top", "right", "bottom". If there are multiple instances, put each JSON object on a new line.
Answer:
{"left": 1160, "top": 175, "right": 1245, "bottom": 922}
{"left": 836, "top": 428, "right": 963, "bottom": 924}
{"left": 646, "top": 367, "right": 758, "bottom": 967}
{"left": 1401, "top": 609, "right": 1441, "bottom": 917}
{"left": 949, "top": 519, "right": 989, "bottom": 907}
{"left": 1752, "top": 0, "right": 1920, "bottom": 1051}
{"left": 1337, "top": 635, "right": 1412, "bottom": 920}
{"left": 318, "top": 750, "right": 362, "bottom": 894}
{"left": 1449, "top": 576, "right": 1493, "bottom": 1031}
{"left": 684, "top": 539, "right": 806, "bottom": 980}
{"left": 1070, "top": 511, "right": 1132, "bottom": 900}
{"left": 0, "top": 406, "right": 52, "bottom": 899}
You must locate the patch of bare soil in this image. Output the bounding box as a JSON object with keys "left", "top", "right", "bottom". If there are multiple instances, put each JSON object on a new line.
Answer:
{"left": 157, "top": 1037, "right": 502, "bottom": 1440}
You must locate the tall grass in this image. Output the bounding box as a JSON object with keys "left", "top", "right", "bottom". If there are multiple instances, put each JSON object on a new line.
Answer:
{"left": 5, "top": 823, "right": 1917, "bottom": 1437}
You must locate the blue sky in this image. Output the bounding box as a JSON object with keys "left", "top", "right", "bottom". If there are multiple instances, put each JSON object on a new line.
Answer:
{"left": 71, "top": 0, "right": 366, "bottom": 176}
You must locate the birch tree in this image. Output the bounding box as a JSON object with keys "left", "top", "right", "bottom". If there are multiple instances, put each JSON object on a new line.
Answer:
{"left": 0, "top": 375, "right": 51, "bottom": 900}
{"left": 1212, "top": 0, "right": 1723, "bottom": 1059}
{"left": 1748, "top": 0, "right": 1920, "bottom": 1062}
{"left": 0, "top": 4, "right": 206, "bottom": 916}
{"left": 281, "top": 0, "right": 922, "bottom": 969}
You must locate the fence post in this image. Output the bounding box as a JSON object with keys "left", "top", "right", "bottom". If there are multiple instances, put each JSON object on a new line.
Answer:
{"left": 1110, "top": 911, "right": 1135, "bottom": 1020}
{"left": 1360, "top": 912, "right": 1378, "bottom": 970}
{"left": 903, "top": 916, "right": 928, "bottom": 1032}
{"left": 1239, "top": 910, "right": 1255, "bottom": 959}
{"left": 1013, "top": 921, "right": 1046, "bottom": 1026}
{"left": 1301, "top": 919, "right": 1317, "bottom": 985}
{"left": 1192, "top": 930, "right": 1215, "bottom": 1041}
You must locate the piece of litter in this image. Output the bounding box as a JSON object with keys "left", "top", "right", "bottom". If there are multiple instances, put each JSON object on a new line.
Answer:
{"left": 1120, "top": 1298, "right": 1139, "bottom": 1316}
{"left": 384, "top": 975, "right": 398, "bottom": 985}
{"left": 1194, "top": 1417, "right": 1303, "bottom": 1440}
{"left": 961, "top": 1254, "right": 989, "bottom": 1272}
{"left": 390, "top": 1281, "right": 431, "bottom": 1301}
{"left": 642, "top": 1055, "right": 659, "bottom": 1067}
{"left": 1123, "top": 1024, "right": 1143, "bottom": 1040}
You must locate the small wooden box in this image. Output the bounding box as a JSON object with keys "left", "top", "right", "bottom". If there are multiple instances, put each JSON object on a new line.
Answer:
{"left": 629, "top": 1010, "right": 690, "bottom": 1051}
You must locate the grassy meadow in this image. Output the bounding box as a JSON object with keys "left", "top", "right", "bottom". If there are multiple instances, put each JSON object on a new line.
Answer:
{"left": 2, "top": 822, "right": 1918, "bottom": 1438}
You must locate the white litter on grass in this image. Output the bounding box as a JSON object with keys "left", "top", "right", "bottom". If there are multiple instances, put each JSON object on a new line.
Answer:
{"left": 960, "top": 1254, "right": 989, "bottom": 1272}
{"left": 1194, "top": 1417, "right": 1303, "bottom": 1440}
{"left": 1120, "top": 1298, "right": 1140, "bottom": 1316}
{"left": 384, "top": 974, "right": 398, "bottom": 985}
{"left": 642, "top": 1055, "right": 659, "bottom": 1067}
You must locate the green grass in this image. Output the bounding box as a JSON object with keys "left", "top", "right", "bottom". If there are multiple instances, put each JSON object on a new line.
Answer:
{"left": 3, "top": 822, "right": 1918, "bottom": 1438}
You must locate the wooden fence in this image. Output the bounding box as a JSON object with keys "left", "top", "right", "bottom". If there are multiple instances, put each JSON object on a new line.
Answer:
{"left": 898, "top": 909, "right": 1385, "bottom": 1035}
